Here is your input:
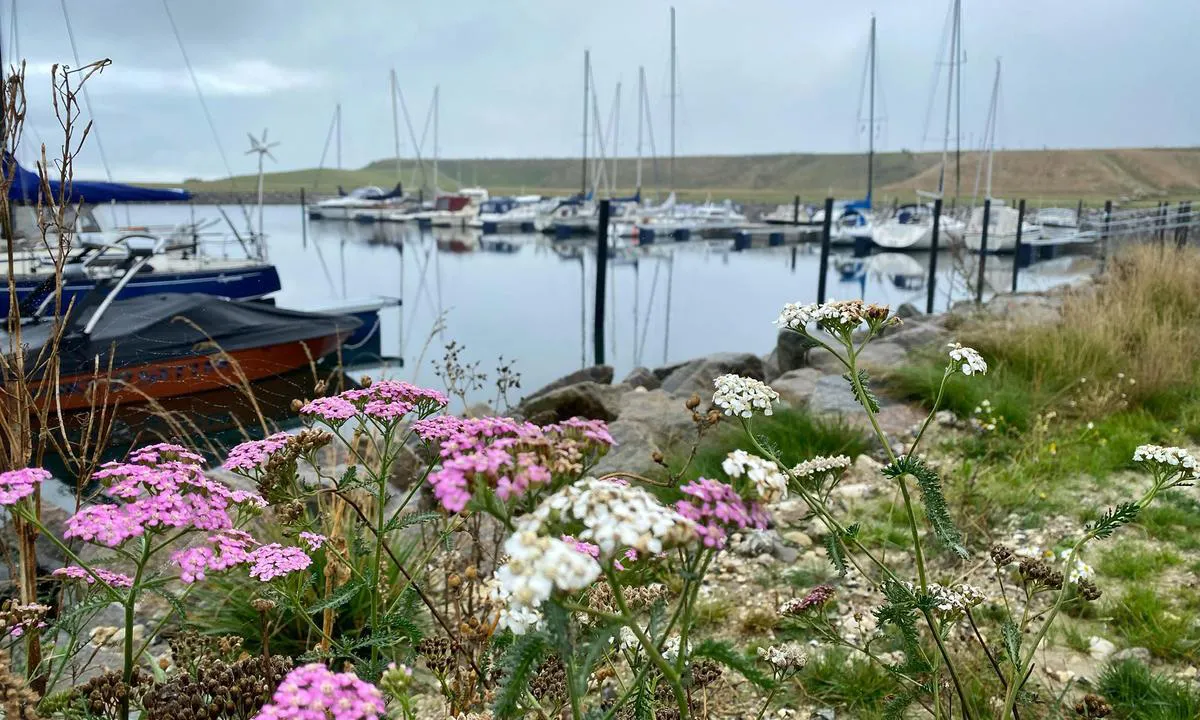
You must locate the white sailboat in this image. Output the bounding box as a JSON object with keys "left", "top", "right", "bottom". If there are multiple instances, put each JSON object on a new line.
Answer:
{"left": 963, "top": 60, "right": 1041, "bottom": 252}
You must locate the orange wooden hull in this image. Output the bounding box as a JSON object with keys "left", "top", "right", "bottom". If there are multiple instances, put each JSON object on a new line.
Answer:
{"left": 47, "top": 334, "right": 344, "bottom": 411}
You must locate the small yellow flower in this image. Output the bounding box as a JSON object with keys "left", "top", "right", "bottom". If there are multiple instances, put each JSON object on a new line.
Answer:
{"left": 1048, "top": 442, "right": 1058, "bottom": 455}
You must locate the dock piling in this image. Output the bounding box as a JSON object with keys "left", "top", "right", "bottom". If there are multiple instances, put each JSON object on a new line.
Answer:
{"left": 1102, "top": 200, "right": 1113, "bottom": 270}
{"left": 594, "top": 200, "right": 610, "bottom": 366}
{"left": 817, "top": 197, "right": 833, "bottom": 304}
{"left": 792, "top": 195, "right": 800, "bottom": 224}
{"left": 300, "top": 188, "right": 308, "bottom": 249}
{"left": 926, "top": 197, "right": 942, "bottom": 314}
{"left": 976, "top": 198, "right": 991, "bottom": 304}
{"left": 1012, "top": 199, "right": 1026, "bottom": 293}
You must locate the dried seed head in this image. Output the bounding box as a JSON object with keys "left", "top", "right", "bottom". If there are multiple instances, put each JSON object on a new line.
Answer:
{"left": 685, "top": 393, "right": 701, "bottom": 411}
{"left": 251, "top": 598, "right": 277, "bottom": 613}
{"left": 1074, "top": 693, "right": 1112, "bottom": 718}
{"left": 1077, "top": 578, "right": 1102, "bottom": 602}
{"left": 990, "top": 544, "right": 1016, "bottom": 567}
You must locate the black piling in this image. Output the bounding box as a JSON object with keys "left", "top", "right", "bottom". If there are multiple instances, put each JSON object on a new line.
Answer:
{"left": 593, "top": 200, "right": 610, "bottom": 365}
{"left": 1076, "top": 199, "right": 1084, "bottom": 225}
{"left": 816, "top": 197, "right": 833, "bottom": 304}
{"left": 300, "top": 188, "right": 308, "bottom": 249}
{"left": 1182, "top": 201, "right": 1193, "bottom": 247}
{"left": 1012, "top": 199, "right": 1026, "bottom": 293}
{"left": 1102, "top": 200, "right": 1113, "bottom": 270}
{"left": 926, "top": 197, "right": 942, "bottom": 314}
{"left": 1175, "top": 201, "right": 1187, "bottom": 247}
{"left": 792, "top": 195, "right": 800, "bottom": 224}
{"left": 975, "top": 198, "right": 991, "bottom": 304}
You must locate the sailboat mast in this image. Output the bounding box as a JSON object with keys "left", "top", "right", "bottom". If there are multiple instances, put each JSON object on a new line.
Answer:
{"left": 636, "top": 66, "right": 644, "bottom": 196}
{"left": 581, "top": 50, "right": 590, "bottom": 195}
{"left": 612, "top": 81, "right": 621, "bottom": 192}
{"left": 669, "top": 6, "right": 676, "bottom": 193}
{"left": 336, "top": 102, "right": 342, "bottom": 170}
{"left": 867, "top": 14, "right": 875, "bottom": 206}
{"left": 954, "top": 0, "right": 962, "bottom": 201}
{"left": 938, "top": 1, "right": 957, "bottom": 197}
{"left": 433, "top": 85, "right": 440, "bottom": 195}
{"left": 390, "top": 69, "right": 402, "bottom": 184}
{"left": 985, "top": 59, "right": 1000, "bottom": 199}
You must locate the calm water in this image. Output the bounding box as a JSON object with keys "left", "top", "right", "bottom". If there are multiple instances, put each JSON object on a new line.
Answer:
{"left": 124, "top": 204, "right": 1097, "bottom": 400}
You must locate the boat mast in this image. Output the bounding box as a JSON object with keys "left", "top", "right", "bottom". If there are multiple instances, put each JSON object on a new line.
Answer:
{"left": 867, "top": 14, "right": 875, "bottom": 207}
{"left": 636, "top": 66, "right": 644, "bottom": 198}
{"left": 581, "top": 50, "right": 589, "bottom": 195}
{"left": 432, "top": 85, "right": 440, "bottom": 196}
{"left": 390, "top": 69, "right": 402, "bottom": 185}
{"left": 669, "top": 6, "right": 676, "bottom": 194}
{"left": 954, "top": 0, "right": 962, "bottom": 201}
{"left": 612, "top": 81, "right": 620, "bottom": 194}
{"left": 938, "top": 2, "right": 957, "bottom": 197}
{"left": 984, "top": 59, "right": 1000, "bottom": 200}
{"left": 336, "top": 102, "right": 342, "bottom": 170}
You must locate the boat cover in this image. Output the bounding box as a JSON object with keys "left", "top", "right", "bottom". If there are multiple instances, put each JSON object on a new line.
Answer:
{"left": 5, "top": 155, "right": 190, "bottom": 204}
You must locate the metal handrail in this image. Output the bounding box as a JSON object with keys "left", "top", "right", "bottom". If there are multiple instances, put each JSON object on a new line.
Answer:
{"left": 81, "top": 235, "right": 167, "bottom": 336}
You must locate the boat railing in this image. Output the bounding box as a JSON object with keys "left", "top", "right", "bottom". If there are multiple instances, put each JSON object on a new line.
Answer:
{"left": 81, "top": 236, "right": 166, "bottom": 335}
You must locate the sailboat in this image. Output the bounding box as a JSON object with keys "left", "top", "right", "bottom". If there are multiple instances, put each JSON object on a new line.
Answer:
{"left": 963, "top": 60, "right": 1041, "bottom": 252}
{"left": 873, "top": 0, "right": 964, "bottom": 251}
{"left": 823, "top": 16, "right": 878, "bottom": 248}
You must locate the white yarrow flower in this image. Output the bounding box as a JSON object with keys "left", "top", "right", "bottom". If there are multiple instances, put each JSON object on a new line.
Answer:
{"left": 1133, "top": 444, "right": 1199, "bottom": 480}
{"left": 713, "top": 374, "right": 779, "bottom": 418}
{"left": 791, "top": 455, "right": 852, "bottom": 478}
{"left": 757, "top": 642, "right": 809, "bottom": 671}
{"left": 490, "top": 531, "right": 601, "bottom": 634}
{"left": 723, "top": 450, "right": 788, "bottom": 503}
{"left": 947, "top": 342, "right": 988, "bottom": 376}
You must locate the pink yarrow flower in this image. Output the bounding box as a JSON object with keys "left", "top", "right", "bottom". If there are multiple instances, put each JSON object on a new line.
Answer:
{"left": 299, "top": 532, "right": 327, "bottom": 551}
{"left": 52, "top": 565, "right": 134, "bottom": 589}
{"left": 0, "top": 468, "right": 50, "bottom": 506}
{"left": 252, "top": 663, "right": 385, "bottom": 720}
{"left": 300, "top": 396, "right": 358, "bottom": 423}
{"left": 171, "top": 530, "right": 259, "bottom": 583}
{"left": 675, "top": 477, "right": 770, "bottom": 548}
{"left": 248, "top": 544, "right": 312, "bottom": 581}
{"left": 224, "top": 432, "right": 293, "bottom": 472}
{"left": 128, "top": 443, "right": 205, "bottom": 466}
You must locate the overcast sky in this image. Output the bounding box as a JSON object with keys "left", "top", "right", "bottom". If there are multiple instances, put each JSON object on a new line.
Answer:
{"left": 7, "top": 0, "right": 1199, "bottom": 182}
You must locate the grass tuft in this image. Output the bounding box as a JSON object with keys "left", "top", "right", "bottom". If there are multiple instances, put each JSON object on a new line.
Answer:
{"left": 1098, "top": 659, "right": 1200, "bottom": 720}
{"left": 1098, "top": 540, "right": 1181, "bottom": 581}
{"left": 1107, "top": 586, "right": 1200, "bottom": 663}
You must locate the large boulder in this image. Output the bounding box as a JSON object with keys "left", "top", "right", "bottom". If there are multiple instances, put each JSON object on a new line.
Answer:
{"left": 809, "top": 374, "right": 865, "bottom": 416}
{"left": 886, "top": 320, "right": 950, "bottom": 351}
{"left": 622, "top": 366, "right": 661, "bottom": 391}
{"left": 771, "top": 368, "right": 823, "bottom": 407}
{"left": 524, "top": 365, "right": 614, "bottom": 402}
{"left": 594, "top": 390, "right": 695, "bottom": 475}
{"left": 855, "top": 341, "right": 909, "bottom": 373}
{"left": 775, "top": 330, "right": 821, "bottom": 374}
{"left": 660, "top": 352, "right": 766, "bottom": 398}
{"left": 520, "top": 382, "right": 628, "bottom": 424}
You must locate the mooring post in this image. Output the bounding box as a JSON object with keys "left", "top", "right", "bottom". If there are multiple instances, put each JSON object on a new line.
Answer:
{"left": 1175, "top": 201, "right": 1186, "bottom": 247}
{"left": 300, "top": 188, "right": 308, "bottom": 249}
{"left": 817, "top": 197, "right": 834, "bottom": 304}
{"left": 1012, "top": 199, "right": 1026, "bottom": 293}
{"left": 1160, "top": 201, "right": 1168, "bottom": 244}
{"left": 976, "top": 198, "right": 991, "bottom": 304}
{"left": 1183, "top": 201, "right": 1193, "bottom": 247}
{"left": 1076, "top": 198, "right": 1083, "bottom": 225}
{"left": 792, "top": 195, "right": 800, "bottom": 224}
{"left": 926, "top": 197, "right": 943, "bottom": 314}
{"left": 1102, "top": 199, "right": 1113, "bottom": 270}
{"left": 790, "top": 245, "right": 797, "bottom": 272}
{"left": 594, "top": 200, "right": 610, "bottom": 366}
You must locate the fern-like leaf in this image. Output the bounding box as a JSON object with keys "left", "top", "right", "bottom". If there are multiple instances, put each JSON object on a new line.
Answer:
{"left": 493, "top": 632, "right": 548, "bottom": 720}
{"left": 1088, "top": 501, "right": 1140, "bottom": 540}
{"left": 844, "top": 369, "right": 880, "bottom": 412}
{"left": 382, "top": 510, "right": 441, "bottom": 534}
{"left": 1001, "top": 619, "right": 1022, "bottom": 665}
{"left": 884, "top": 456, "right": 968, "bottom": 558}
{"left": 691, "top": 639, "right": 777, "bottom": 690}
{"left": 823, "top": 531, "right": 847, "bottom": 577}
{"left": 305, "top": 578, "right": 365, "bottom": 614}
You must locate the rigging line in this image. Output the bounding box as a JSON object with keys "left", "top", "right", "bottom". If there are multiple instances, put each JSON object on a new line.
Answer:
{"left": 662, "top": 251, "right": 673, "bottom": 365}
{"left": 402, "top": 238, "right": 436, "bottom": 351}
{"left": 417, "top": 90, "right": 435, "bottom": 190}
{"left": 642, "top": 80, "right": 660, "bottom": 200}
{"left": 579, "top": 255, "right": 586, "bottom": 368}
{"left": 919, "top": 1, "right": 956, "bottom": 149}
{"left": 313, "top": 106, "right": 336, "bottom": 192}
{"left": 60, "top": 0, "right": 126, "bottom": 227}
{"left": 160, "top": 0, "right": 253, "bottom": 231}
{"left": 637, "top": 253, "right": 662, "bottom": 365}
{"left": 394, "top": 81, "right": 427, "bottom": 188}
{"left": 854, "top": 28, "right": 870, "bottom": 148}
{"left": 632, "top": 259, "right": 639, "bottom": 365}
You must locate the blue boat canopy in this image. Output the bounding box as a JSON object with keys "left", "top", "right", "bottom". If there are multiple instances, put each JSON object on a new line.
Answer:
{"left": 4, "top": 156, "right": 191, "bottom": 204}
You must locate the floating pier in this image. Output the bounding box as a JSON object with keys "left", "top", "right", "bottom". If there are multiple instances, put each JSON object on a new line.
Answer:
{"left": 732, "top": 226, "right": 821, "bottom": 251}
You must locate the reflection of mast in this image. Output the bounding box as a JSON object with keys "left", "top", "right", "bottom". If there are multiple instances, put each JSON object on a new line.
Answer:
{"left": 662, "top": 252, "right": 674, "bottom": 364}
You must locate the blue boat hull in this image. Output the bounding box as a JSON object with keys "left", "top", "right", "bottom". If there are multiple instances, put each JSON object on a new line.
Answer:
{"left": 1, "top": 264, "right": 282, "bottom": 316}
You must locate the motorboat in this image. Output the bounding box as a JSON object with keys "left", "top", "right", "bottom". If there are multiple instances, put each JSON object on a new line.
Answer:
{"left": 308, "top": 184, "right": 406, "bottom": 220}
{"left": 7, "top": 247, "right": 358, "bottom": 412}
{"left": 469, "top": 195, "right": 548, "bottom": 232}
{"left": 963, "top": 204, "right": 1042, "bottom": 252}
{"left": 872, "top": 203, "right": 965, "bottom": 250}
{"left": 761, "top": 203, "right": 816, "bottom": 225}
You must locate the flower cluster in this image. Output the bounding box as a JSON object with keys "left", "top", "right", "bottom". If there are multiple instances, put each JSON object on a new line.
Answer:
{"left": 248, "top": 544, "right": 314, "bottom": 582}
{"left": 1133, "top": 444, "right": 1199, "bottom": 483}
{"left": 721, "top": 450, "right": 787, "bottom": 503}
{"left": 491, "top": 532, "right": 601, "bottom": 634}
{"left": 426, "top": 417, "right": 615, "bottom": 513}
{"left": 299, "top": 532, "right": 327, "bottom": 551}
{"left": 224, "top": 432, "right": 293, "bottom": 472}
{"left": 65, "top": 453, "right": 265, "bottom": 549}
{"left": 790, "top": 454, "right": 853, "bottom": 479}
{"left": 0, "top": 468, "right": 49, "bottom": 507}
{"left": 252, "top": 663, "right": 385, "bottom": 720}
{"left": 171, "top": 530, "right": 259, "bottom": 583}
{"left": 947, "top": 342, "right": 988, "bottom": 376}
{"left": 925, "top": 582, "right": 987, "bottom": 618}
{"left": 302, "top": 380, "right": 449, "bottom": 426}
{"left": 757, "top": 642, "right": 809, "bottom": 673}
{"left": 129, "top": 443, "right": 205, "bottom": 466}
{"left": 775, "top": 300, "right": 891, "bottom": 335}
{"left": 675, "top": 477, "right": 769, "bottom": 548}
{"left": 52, "top": 565, "right": 134, "bottom": 589}
{"left": 712, "top": 374, "right": 779, "bottom": 419}
{"left": 780, "top": 584, "right": 836, "bottom": 616}
{"left": 1014, "top": 546, "right": 1094, "bottom": 584}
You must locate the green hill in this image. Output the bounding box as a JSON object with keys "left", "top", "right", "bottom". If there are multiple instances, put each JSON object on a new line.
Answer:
{"left": 176, "top": 147, "right": 1200, "bottom": 204}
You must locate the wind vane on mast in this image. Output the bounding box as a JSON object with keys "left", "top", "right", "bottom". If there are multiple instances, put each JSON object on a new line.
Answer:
{"left": 245, "top": 128, "right": 279, "bottom": 242}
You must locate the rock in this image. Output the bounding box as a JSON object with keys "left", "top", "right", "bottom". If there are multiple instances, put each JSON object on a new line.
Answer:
{"left": 854, "top": 341, "right": 908, "bottom": 373}
{"left": 593, "top": 390, "right": 694, "bottom": 475}
{"left": 622, "top": 366, "right": 661, "bottom": 391}
{"left": 660, "top": 352, "right": 766, "bottom": 397}
{"left": 783, "top": 530, "right": 814, "bottom": 548}
{"left": 763, "top": 349, "right": 782, "bottom": 383}
{"left": 1088, "top": 636, "right": 1116, "bottom": 660}
{"left": 895, "top": 302, "right": 921, "bottom": 319}
{"left": 831, "top": 482, "right": 874, "bottom": 501}
{"left": 805, "top": 347, "right": 847, "bottom": 374}
{"left": 389, "top": 444, "right": 427, "bottom": 489}
{"left": 776, "top": 330, "right": 822, "bottom": 374}
{"left": 774, "top": 498, "right": 815, "bottom": 526}
{"left": 519, "top": 382, "right": 628, "bottom": 424}
{"left": 935, "top": 409, "right": 957, "bottom": 426}
{"left": 771, "top": 368, "right": 823, "bottom": 407}
{"left": 754, "top": 553, "right": 776, "bottom": 566}
{"left": 732, "top": 529, "right": 796, "bottom": 561}
{"left": 808, "top": 374, "right": 865, "bottom": 416}
{"left": 652, "top": 361, "right": 689, "bottom": 381}
{"left": 887, "top": 320, "right": 950, "bottom": 351}
{"left": 1111, "top": 647, "right": 1152, "bottom": 664}
{"left": 812, "top": 709, "right": 836, "bottom": 720}
{"left": 524, "top": 365, "right": 614, "bottom": 401}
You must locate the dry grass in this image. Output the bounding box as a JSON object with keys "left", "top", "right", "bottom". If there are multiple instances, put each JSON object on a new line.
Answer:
{"left": 960, "top": 244, "right": 1200, "bottom": 410}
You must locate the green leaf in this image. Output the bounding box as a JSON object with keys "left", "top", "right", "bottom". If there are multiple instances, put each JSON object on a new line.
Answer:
{"left": 691, "top": 639, "right": 778, "bottom": 691}
{"left": 1002, "top": 620, "right": 1022, "bottom": 665}
{"left": 823, "top": 531, "right": 847, "bottom": 577}
{"left": 884, "top": 455, "right": 968, "bottom": 558}
{"left": 883, "top": 683, "right": 928, "bottom": 720}
{"left": 145, "top": 585, "right": 188, "bottom": 622}
{"left": 844, "top": 369, "right": 880, "bottom": 413}
{"left": 493, "top": 632, "right": 548, "bottom": 720}
{"left": 875, "top": 581, "right": 931, "bottom": 675}
{"left": 382, "top": 510, "right": 441, "bottom": 534}
{"left": 1088, "top": 501, "right": 1139, "bottom": 540}
{"left": 305, "top": 578, "right": 366, "bottom": 614}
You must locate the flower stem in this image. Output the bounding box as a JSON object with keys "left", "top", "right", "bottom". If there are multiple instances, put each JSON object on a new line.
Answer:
{"left": 605, "top": 570, "right": 689, "bottom": 720}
